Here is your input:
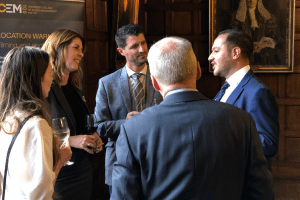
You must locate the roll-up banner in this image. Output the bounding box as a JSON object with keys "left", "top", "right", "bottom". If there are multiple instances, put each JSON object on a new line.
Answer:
{"left": 0, "top": 0, "right": 84, "bottom": 67}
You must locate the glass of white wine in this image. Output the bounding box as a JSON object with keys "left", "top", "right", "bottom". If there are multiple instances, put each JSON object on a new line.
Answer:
{"left": 52, "top": 117, "right": 73, "bottom": 165}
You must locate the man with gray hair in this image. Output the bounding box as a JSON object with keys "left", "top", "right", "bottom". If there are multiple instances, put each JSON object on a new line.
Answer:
{"left": 111, "top": 36, "right": 274, "bottom": 200}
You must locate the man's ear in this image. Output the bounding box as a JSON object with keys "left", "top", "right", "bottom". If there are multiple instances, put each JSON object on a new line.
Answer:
{"left": 196, "top": 61, "right": 201, "bottom": 80}
{"left": 231, "top": 47, "right": 241, "bottom": 60}
{"left": 117, "top": 48, "right": 124, "bottom": 56}
{"left": 151, "top": 75, "right": 160, "bottom": 92}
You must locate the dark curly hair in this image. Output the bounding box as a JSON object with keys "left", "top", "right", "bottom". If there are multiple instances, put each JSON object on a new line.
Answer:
{"left": 115, "top": 24, "right": 144, "bottom": 49}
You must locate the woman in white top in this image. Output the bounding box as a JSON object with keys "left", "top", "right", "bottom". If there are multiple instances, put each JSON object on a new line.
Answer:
{"left": 0, "top": 46, "right": 72, "bottom": 200}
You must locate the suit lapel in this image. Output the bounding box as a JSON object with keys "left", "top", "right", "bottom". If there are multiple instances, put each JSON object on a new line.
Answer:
{"left": 226, "top": 69, "right": 254, "bottom": 105}
{"left": 119, "top": 66, "right": 132, "bottom": 112}
{"left": 51, "top": 81, "right": 77, "bottom": 131}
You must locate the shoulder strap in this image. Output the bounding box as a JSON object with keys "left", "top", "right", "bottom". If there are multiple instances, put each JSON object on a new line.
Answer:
{"left": 2, "top": 114, "right": 35, "bottom": 200}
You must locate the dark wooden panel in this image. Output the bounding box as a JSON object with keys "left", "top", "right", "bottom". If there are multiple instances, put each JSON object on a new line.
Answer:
{"left": 86, "top": 0, "right": 96, "bottom": 30}
{"left": 85, "top": 41, "right": 109, "bottom": 76}
{"left": 282, "top": 131, "right": 300, "bottom": 137}
{"left": 97, "top": 1, "right": 108, "bottom": 32}
{"left": 197, "top": 42, "right": 209, "bottom": 66}
{"left": 286, "top": 74, "right": 300, "bottom": 98}
{"left": 294, "top": 40, "right": 300, "bottom": 69}
{"left": 172, "top": 11, "right": 192, "bottom": 35}
{"left": 273, "top": 164, "right": 300, "bottom": 178}
{"left": 145, "top": 11, "right": 165, "bottom": 36}
{"left": 286, "top": 138, "right": 300, "bottom": 162}
{"left": 146, "top": 0, "right": 166, "bottom": 4}
{"left": 278, "top": 74, "right": 286, "bottom": 98}
{"left": 286, "top": 106, "right": 300, "bottom": 131}
{"left": 85, "top": 41, "right": 98, "bottom": 76}
{"left": 98, "top": 41, "right": 109, "bottom": 73}
{"left": 85, "top": 0, "right": 107, "bottom": 31}
{"left": 201, "top": 9, "right": 209, "bottom": 34}
{"left": 274, "top": 178, "right": 300, "bottom": 199}
{"left": 174, "top": 0, "right": 193, "bottom": 3}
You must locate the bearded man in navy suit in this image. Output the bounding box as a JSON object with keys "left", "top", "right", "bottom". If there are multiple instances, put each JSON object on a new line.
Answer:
{"left": 94, "top": 24, "right": 163, "bottom": 195}
{"left": 209, "top": 29, "right": 279, "bottom": 171}
{"left": 111, "top": 36, "right": 274, "bottom": 200}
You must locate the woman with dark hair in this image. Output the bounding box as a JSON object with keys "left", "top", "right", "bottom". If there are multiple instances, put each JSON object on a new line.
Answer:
{"left": 42, "top": 29, "right": 103, "bottom": 200}
{"left": 0, "top": 46, "right": 72, "bottom": 199}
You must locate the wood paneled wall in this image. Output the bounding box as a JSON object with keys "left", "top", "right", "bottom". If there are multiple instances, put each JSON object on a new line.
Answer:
{"left": 271, "top": 0, "right": 300, "bottom": 179}
{"left": 84, "top": 0, "right": 112, "bottom": 199}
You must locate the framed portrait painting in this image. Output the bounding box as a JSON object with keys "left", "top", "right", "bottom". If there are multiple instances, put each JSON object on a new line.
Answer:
{"left": 209, "top": 0, "right": 295, "bottom": 72}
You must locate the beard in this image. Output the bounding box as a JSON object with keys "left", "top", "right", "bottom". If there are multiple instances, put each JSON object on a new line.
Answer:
{"left": 131, "top": 52, "right": 147, "bottom": 67}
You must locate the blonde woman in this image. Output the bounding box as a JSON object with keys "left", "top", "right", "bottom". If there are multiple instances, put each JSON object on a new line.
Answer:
{"left": 42, "top": 29, "right": 103, "bottom": 200}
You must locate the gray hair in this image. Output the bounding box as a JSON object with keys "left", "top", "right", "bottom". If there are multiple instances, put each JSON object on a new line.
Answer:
{"left": 147, "top": 37, "right": 197, "bottom": 85}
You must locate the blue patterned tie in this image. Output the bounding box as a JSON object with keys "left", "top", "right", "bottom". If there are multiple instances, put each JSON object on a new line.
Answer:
{"left": 214, "top": 81, "right": 230, "bottom": 101}
{"left": 131, "top": 73, "right": 145, "bottom": 111}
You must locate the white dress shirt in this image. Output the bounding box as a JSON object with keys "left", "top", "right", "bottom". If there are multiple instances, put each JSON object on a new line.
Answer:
{"left": 220, "top": 65, "right": 250, "bottom": 102}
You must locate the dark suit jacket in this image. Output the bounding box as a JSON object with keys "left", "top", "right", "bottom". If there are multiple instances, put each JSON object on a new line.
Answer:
{"left": 47, "top": 80, "right": 91, "bottom": 179}
{"left": 111, "top": 91, "right": 274, "bottom": 200}
{"left": 94, "top": 65, "right": 163, "bottom": 185}
{"left": 226, "top": 69, "right": 279, "bottom": 169}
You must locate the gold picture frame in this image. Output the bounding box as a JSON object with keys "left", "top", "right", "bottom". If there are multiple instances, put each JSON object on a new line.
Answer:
{"left": 209, "top": 0, "right": 295, "bottom": 73}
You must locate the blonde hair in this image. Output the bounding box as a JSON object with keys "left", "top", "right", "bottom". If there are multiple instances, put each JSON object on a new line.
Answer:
{"left": 42, "top": 29, "right": 85, "bottom": 90}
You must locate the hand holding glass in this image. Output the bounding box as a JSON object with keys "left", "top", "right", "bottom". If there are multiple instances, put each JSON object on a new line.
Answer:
{"left": 52, "top": 117, "right": 73, "bottom": 165}
{"left": 85, "top": 114, "right": 99, "bottom": 153}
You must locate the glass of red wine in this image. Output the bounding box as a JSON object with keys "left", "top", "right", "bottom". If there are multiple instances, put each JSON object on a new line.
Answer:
{"left": 85, "top": 114, "right": 99, "bottom": 153}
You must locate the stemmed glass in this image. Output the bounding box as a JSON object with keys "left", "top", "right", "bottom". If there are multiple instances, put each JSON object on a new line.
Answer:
{"left": 85, "top": 114, "right": 99, "bottom": 153}
{"left": 52, "top": 117, "right": 73, "bottom": 165}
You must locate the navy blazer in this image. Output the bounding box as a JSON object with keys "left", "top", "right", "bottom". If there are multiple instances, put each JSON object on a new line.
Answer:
{"left": 112, "top": 91, "right": 274, "bottom": 200}
{"left": 226, "top": 69, "right": 279, "bottom": 160}
{"left": 94, "top": 65, "right": 163, "bottom": 185}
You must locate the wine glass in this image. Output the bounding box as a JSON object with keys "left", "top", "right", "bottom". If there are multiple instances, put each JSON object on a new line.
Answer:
{"left": 85, "top": 114, "right": 99, "bottom": 153}
{"left": 52, "top": 117, "right": 73, "bottom": 165}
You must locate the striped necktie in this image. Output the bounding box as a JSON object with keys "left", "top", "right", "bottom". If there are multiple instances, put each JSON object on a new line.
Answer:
{"left": 214, "top": 81, "right": 230, "bottom": 101}
{"left": 131, "top": 73, "right": 145, "bottom": 111}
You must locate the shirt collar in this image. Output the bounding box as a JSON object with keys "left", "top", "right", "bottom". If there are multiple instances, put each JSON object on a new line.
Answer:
{"left": 126, "top": 64, "right": 148, "bottom": 77}
{"left": 226, "top": 65, "right": 250, "bottom": 87}
{"left": 165, "top": 88, "right": 198, "bottom": 97}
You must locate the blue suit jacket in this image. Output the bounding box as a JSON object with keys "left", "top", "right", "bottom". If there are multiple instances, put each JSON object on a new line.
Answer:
{"left": 226, "top": 69, "right": 279, "bottom": 163}
{"left": 112, "top": 91, "right": 274, "bottom": 200}
{"left": 94, "top": 65, "right": 163, "bottom": 185}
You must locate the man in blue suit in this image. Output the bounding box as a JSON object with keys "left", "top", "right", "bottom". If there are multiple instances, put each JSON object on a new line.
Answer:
{"left": 209, "top": 29, "right": 279, "bottom": 171}
{"left": 111, "top": 36, "right": 274, "bottom": 199}
{"left": 94, "top": 24, "right": 163, "bottom": 195}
